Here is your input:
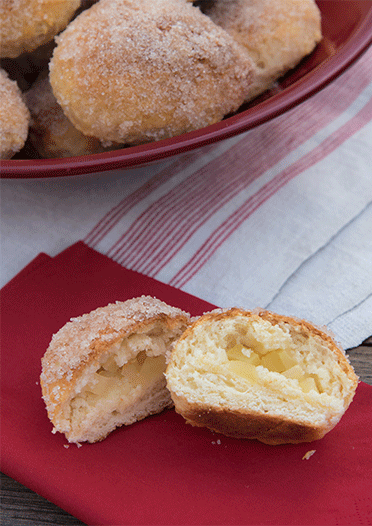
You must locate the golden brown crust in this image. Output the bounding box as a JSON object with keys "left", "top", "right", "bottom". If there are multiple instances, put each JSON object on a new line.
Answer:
{"left": 172, "top": 392, "right": 324, "bottom": 444}
{"left": 166, "top": 308, "right": 358, "bottom": 445}
{"left": 49, "top": 0, "right": 257, "bottom": 145}
{"left": 0, "top": 0, "right": 81, "bottom": 58}
{"left": 0, "top": 68, "right": 30, "bottom": 158}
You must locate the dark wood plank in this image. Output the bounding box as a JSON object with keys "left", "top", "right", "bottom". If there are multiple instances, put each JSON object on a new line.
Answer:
{"left": 1, "top": 337, "right": 371, "bottom": 526}
{"left": 0, "top": 472, "right": 86, "bottom": 525}
{"left": 347, "top": 336, "right": 372, "bottom": 386}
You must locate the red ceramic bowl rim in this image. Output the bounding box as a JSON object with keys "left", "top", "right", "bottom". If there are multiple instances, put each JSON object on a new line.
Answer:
{"left": 2, "top": 4, "right": 372, "bottom": 179}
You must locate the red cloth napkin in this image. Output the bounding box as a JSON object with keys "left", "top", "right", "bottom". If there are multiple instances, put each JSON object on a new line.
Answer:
{"left": 1, "top": 242, "right": 371, "bottom": 525}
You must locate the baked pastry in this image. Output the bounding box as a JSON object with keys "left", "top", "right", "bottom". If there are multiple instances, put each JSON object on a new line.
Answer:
{"left": 49, "top": 0, "right": 257, "bottom": 146}
{"left": 165, "top": 308, "right": 358, "bottom": 444}
{"left": 0, "top": 0, "right": 81, "bottom": 58}
{"left": 200, "top": 0, "right": 322, "bottom": 99}
{"left": 25, "top": 75, "right": 111, "bottom": 158}
{"left": 40, "top": 297, "right": 191, "bottom": 444}
{"left": 0, "top": 68, "right": 30, "bottom": 159}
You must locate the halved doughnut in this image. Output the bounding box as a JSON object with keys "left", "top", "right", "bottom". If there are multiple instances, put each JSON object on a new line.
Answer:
{"left": 41, "top": 296, "right": 191, "bottom": 444}
{"left": 165, "top": 308, "right": 358, "bottom": 444}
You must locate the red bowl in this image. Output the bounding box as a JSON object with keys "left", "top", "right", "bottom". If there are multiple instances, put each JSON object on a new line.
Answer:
{"left": 2, "top": 0, "right": 372, "bottom": 179}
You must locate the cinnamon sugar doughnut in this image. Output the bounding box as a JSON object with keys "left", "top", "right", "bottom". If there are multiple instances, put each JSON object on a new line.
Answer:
{"left": 0, "top": 68, "right": 30, "bottom": 158}
{"left": 25, "top": 75, "right": 112, "bottom": 158}
{"left": 40, "top": 297, "right": 191, "bottom": 444}
{"left": 0, "top": 0, "right": 81, "bottom": 58}
{"left": 201, "top": 0, "right": 322, "bottom": 98}
{"left": 166, "top": 308, "right": 358, "bottom": 444}
{"left": 49, "top": 0, "right": 258, "bottom": 146}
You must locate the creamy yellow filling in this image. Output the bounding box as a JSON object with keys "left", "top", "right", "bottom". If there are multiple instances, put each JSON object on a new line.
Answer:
{"left": 85, "top": 351, "right": 166, "bottom": 398}
{"left": 226, "top": 344, "right": 321, "bottom": 394}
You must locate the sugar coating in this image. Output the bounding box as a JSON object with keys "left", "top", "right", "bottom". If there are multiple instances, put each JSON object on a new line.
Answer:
{"left": 49, "top": 0, "right": 258, "bottom": 144}
{"left": 0, "top": 0, "right": 81, "bottom": 58}
{"left": 202, "top": 0, "right": 322, "bottom": 98}
{"left": 41, "top": 296, "right": 190, "bottom": 385}
{"left": 0, "top": 68, "right": 30, "bottom": 159}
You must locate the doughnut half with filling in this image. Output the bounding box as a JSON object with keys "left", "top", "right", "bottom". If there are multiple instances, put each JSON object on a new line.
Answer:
{"left": 165, "top": 308, "right": 358, "bottom": 444}
{"left": 41, "top": 296, "right": 191, "bottom": 444}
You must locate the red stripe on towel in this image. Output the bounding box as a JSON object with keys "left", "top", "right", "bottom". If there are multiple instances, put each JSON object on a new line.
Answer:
{"left": 83, "top": 148, "right": 214, "bottom": 247}
{"left": 111, "top": 60, "right": 371, "bottom": 272}
{"left": 84, "top": 50, "right": 372, "bottom": 280}
{"left": 170, "top": 94, "right": 372, "bottom": 289}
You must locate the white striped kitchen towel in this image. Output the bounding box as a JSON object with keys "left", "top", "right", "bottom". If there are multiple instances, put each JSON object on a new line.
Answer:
{"left": 1, "top": 47, "right": 371, "bottom": 349}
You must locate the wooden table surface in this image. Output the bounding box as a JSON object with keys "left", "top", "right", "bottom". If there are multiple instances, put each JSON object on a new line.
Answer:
{"left": 1, "top": 337, "right": 371, "bottom": 526}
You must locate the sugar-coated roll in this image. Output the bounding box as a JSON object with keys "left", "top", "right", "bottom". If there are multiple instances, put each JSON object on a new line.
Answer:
{"left": 0, "top": 68, "right": 30, "bottom": 159}
{"left": 41, "top": 297, "right": 191, "bottom": 444}
{"left": 25, "top": 75, "right": 111, "bottom": 158}
{"left": 49, "top": 0, "right": 258, "bottom": 146}
{"left": 0, "top": 0, "right": 81, "bottom": 58}
{"left": 201, "top": 0, "right": 322, "bottom": 98}
{"left": 165, "top": 308, "right": 358, "bottom": 445}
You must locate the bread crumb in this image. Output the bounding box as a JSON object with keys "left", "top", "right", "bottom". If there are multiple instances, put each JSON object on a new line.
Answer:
{"left": 302, "top": 449, "right": 316, "bottom": 460}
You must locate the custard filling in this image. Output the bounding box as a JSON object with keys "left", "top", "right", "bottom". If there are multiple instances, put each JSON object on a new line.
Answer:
{"left": 226, "top": 343, "right": 322, "bottom": 394}
{"left": 69, "top": 328, "right": 176, "bottom": 427}
{"left": 85, "top": 351, "right": 167, "bottom": 398}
